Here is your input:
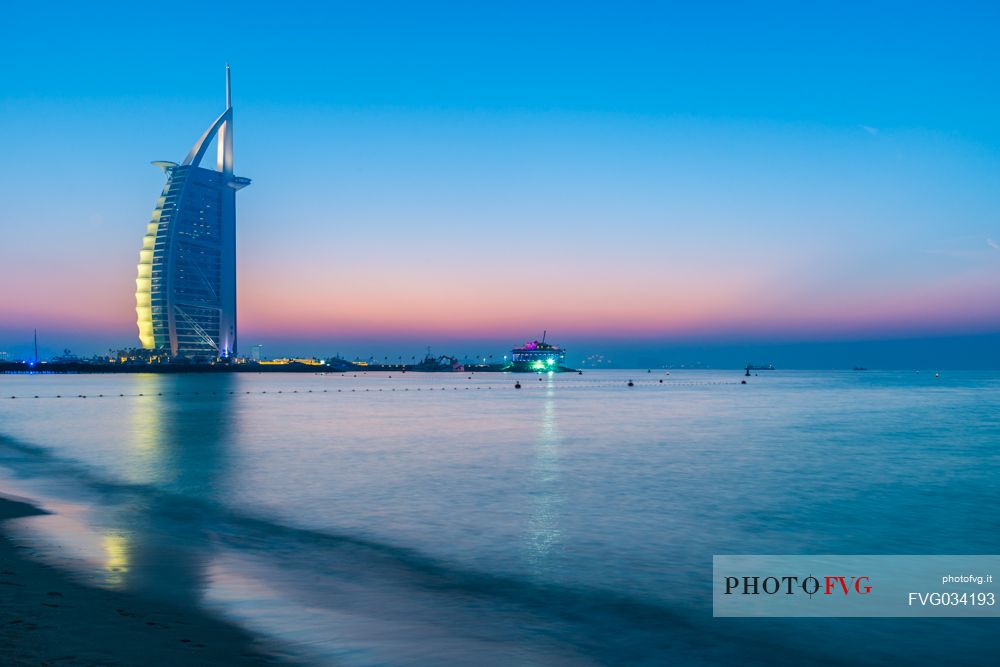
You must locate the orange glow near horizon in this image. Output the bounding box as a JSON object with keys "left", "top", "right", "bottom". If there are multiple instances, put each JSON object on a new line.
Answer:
{"left": 230, "top": 268, "right": 1000, "bottom": 342}
{"left": 3, "top": 259, "right": 999, "bottom": 345}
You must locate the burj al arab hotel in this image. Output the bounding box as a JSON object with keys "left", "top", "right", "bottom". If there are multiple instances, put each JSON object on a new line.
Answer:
{"left": 135, "top": 66, "right": 250, "bottom": 360}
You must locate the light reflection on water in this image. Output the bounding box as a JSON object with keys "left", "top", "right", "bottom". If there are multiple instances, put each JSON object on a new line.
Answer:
{"left": 527, "top": 382, "right": 562, "bottom": 574}
{"left": 0, "top": 370, "right": 999, "bottom": 665}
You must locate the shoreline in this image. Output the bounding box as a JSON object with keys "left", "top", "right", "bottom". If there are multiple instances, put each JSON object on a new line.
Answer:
{"left": 0, "top": 362, "right": 579, "bottom": 375}
{"left": 0, "top": 494, "right": 284, "bottom": 666}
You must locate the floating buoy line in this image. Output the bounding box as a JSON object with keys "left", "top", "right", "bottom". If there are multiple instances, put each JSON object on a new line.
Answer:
{"left": 3, "top": 378, "right": 745, "bottom": 401}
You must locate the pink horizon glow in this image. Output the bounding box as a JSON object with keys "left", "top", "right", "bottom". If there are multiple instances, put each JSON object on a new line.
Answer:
{"left": 3, "top": 273, "right": 997, "bottom": 345}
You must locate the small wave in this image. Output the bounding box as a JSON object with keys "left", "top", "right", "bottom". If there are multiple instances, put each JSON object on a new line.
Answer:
{"left": 0, "top": 430, "right": 834, "bottom": 665}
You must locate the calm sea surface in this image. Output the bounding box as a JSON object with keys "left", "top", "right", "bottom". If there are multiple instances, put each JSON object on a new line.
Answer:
{"left": 0, "top": 370, "right": 998, "bottom": 665}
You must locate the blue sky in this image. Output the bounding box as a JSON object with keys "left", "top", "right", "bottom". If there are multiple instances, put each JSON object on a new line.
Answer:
{"left": 1, "top": 2, "right": 998, "bottom": 366}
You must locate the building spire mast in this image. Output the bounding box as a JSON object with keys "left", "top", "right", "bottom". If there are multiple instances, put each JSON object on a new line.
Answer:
{"left": 217, "top": 64, "right": 233, "bottom": 175}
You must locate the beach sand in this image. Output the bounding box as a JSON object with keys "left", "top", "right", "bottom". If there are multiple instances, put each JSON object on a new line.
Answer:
{"left": 0, "top": 494, "right": 282, "bottom": 666}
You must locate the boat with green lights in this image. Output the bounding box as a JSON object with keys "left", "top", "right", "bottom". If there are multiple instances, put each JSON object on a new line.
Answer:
{"left": 504, "top": 332, "right": 576, "bottom": 372}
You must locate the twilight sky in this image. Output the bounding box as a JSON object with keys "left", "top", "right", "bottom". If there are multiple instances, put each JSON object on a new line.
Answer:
{"left": 1, "top": 2, "right": 999, "bottom": 366}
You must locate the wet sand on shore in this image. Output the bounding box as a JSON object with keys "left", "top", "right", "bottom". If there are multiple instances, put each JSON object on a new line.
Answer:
{"left": 0, "top": 494, "right": 284, "bottom": 666}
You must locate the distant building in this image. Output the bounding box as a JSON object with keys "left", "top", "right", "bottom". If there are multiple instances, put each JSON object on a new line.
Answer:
{"left": 259, "top": 358, "right": 326, "bottom": 366}
{"left": 135, "top": 66, "right": 250, "bottom": 360}
{"left": 250, "top": 344, "right": 263, "bottom": 362}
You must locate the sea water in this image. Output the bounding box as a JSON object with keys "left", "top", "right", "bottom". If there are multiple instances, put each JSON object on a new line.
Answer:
{"left": 0, "top": 370, "right": 998, "bottom": 665}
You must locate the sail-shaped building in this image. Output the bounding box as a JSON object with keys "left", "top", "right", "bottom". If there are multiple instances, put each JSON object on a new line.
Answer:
{"left": 135, "top": 66, "right": 250, "bottom": 360}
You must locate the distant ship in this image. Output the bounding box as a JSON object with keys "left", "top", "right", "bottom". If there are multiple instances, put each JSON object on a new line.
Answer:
{"left": 412, "top": 353, "right": 464, "bottom": 372}
{"left": 505, "top": 332, "right": 575, "bottom": 372}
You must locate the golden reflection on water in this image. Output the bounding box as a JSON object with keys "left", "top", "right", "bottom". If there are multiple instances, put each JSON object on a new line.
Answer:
{"left": 101, "top": 532, "right": 130, "bottom": 587}
{"left": 128, "top": 374, "right": 169, "bottom": 485}
{"left": 526, "top": 382, "right": 562, "bottom": 571}
{"left": 110, "top": 375, "right": 235, "bottom": 603}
